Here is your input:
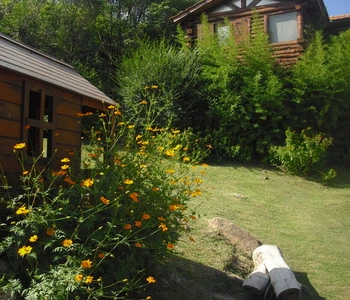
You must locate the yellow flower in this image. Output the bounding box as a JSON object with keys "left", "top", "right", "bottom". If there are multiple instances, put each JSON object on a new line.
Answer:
{"left": 146, "top": 297, "right": 152, "bottom": 300}
{"left": 129, "top": 192, "right": 139, "bottom": 202}
{"left": 182, "top": 157, "right": 190, "bottom": 162}
{"left": 142, "top": 213, "right": 151, "bottom": 220}
{"left": 165, "top": 169, "right": 175, "bottom": 174}
{"left": 85, "top": 276, "right": 93, "bottom": 284}
{"left": 81, "top": 178, "right": 94, "bottom": 187}
{"left": 139, "top": 100, "right": 148, "bottom": 105}
{"left": 171, "top": 129, "right": 180, "bottom": 134}
{"left": 16, "top": 206, "right": 30, "bottom": 215}
{"left": 81, "top": 259, "right": 93, "bottom": 268}
{"left": 100, "top": 196, "right": 110, "bottom": 205}
{"left": 151, "top": 85, "right": 158, "bottom": 89}
{"left": 127, "top": 124, "right": 135, "bottom": 129}
{"left": 61, "top": 164, "right": 69, "bottom": 170}
{"left": 62, "top": 239, "right": 73, "bottom": 247}
{"left": 117, "top": 122, "right": 125, "bottom": 126}
{"left": 146, "top": 276, "right": 156, "bottom": 283}
{"left": 29, "top": 235, "right": 38, "bottom": 242}
{"left": 123, "top": 179, "right": 133, "bottom": 185}
{"left": 164, "top": 150, "right": 175, "bottom": 157}
{"left": 108, "top": 105, "right": 115, "bottom": 109}
{"left": 99, "top": 113, "right": 106, "bottom": 117}
{"left": 60, "top": 158, "right": 70, "bottom": 163}
{"left": 159, "top": 223, "right": 168, "bottom": 232}
{"left": 14, "top": 143, "right": 26, "bottom": 150}
{"left": 18, "top": 245, "right": 32, "bottom": 257}
{"left": 75, "top": 274, "right": 84, "bottom": 282}
{"left": 22, "top": 170, "right": 29, "bottom": 175}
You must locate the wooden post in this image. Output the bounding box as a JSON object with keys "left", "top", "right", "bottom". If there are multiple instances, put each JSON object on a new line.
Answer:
{"left": 241, "top": 0, "right": 246, "bottom": 8}
{"left": 243, "top": 245, "right": 302, "bottom": 300}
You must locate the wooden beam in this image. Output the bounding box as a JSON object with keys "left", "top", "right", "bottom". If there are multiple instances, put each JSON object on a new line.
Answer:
{"left": 247, "top": 0, "right": 262, "bottom": 9}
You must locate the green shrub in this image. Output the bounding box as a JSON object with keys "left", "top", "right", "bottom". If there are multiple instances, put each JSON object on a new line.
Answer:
{"left": 269, "top": 128, "right": 333, "bottom": 175}
{"left": 0, "top": 105, "right": 207, "bottom": 298}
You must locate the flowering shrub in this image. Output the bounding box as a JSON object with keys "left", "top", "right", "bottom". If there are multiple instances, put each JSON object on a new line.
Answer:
{"left": 0, "top": 104, "right": 208, "bottom": 298}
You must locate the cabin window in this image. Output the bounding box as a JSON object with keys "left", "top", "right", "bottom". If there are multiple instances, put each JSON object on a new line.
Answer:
{"left": 24, "top": 84, "right": 56, "bottom": 158}
{"left": 268, "top": 12, "right": 298, "bottom": 43}
{"left": 215, "top": 24, "right": 230, "bottom": 43}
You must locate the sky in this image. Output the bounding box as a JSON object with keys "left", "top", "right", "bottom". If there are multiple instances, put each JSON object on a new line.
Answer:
{"left": 323, "top": 0, "right": 350, "bottom": 16}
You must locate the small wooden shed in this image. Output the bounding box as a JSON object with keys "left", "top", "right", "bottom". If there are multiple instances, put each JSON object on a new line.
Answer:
{"left": 0, "top": 32, "right": 116, "bottom": 185}
{"left": 170, "top": 0, "right": 329, "bottom": 66}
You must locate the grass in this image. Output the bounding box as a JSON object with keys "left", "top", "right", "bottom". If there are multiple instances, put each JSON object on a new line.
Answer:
{"left": 147, "top": 161, "right": 350, "bottom": 300}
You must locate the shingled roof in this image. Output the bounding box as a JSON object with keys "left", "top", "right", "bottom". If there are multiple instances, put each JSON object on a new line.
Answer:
{"left": 0, "top": 32, "right": 115, "bottom": 106}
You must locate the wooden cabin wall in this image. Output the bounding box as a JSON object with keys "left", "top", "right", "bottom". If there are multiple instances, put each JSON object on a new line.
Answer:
{"left": 181, "top": 4, "right": 307, "bottom": 66}
{"left": 0, "top": 69, "right": 89, "bottom": 187}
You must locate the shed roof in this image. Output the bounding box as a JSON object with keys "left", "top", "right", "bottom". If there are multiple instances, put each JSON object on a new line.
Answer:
{"left": 0, "top": 32, "right": 115, "bottom": 106}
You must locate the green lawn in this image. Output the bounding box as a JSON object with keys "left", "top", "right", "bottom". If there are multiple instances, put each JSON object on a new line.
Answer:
{"left": 171, "top": 162, "right": 350, "bottom": 300}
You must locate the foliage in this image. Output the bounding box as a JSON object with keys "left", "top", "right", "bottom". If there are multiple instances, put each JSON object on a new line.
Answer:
{"left": 0, "top": 105, "right": 209, "bottom": 298}
{"left": 117, "top": 39, "right": 204, "bottom": 130}
{"left": 197, "top": 13, "right": 286, "bottom": 161}
{"left": 269, "top": 128, "right": 334, "bottom": 176}
{"left": 289, "top": 30, "right": 350, "bottom": 158}
{"left": 0, "top": 0, "right": 197, "bottom": 98}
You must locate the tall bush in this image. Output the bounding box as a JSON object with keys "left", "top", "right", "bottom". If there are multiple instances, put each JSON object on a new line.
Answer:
{"left": 289, "top": 30, "right": 350, "bottom": 157}
{"left": 197, "top": 13, "right": 287, "bottom": 161}
{"left": 0, "top": 105, "right": 207, "bottom": 298}
{"left": 117, "top": 39, "right": 204, "bottom": 130}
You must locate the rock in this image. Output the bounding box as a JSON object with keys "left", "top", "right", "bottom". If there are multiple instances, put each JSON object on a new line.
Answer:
{"left": 208, "top": 217, "right": 262, "bottom": 255}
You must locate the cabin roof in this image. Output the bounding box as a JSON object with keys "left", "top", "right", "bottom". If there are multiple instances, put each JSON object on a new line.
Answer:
{"left": 0, "top": 32, "right": 115, "bottom": 106}
{"left": 170, "top": 0, "right": 329, "bottom": 24}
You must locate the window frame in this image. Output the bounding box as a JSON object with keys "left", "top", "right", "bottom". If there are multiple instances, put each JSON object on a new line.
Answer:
{"left": 265, "top": 10, "right": 303, "bottom": 45}
{"left": 23, "top": 82, "right": 57, "bottom": 159}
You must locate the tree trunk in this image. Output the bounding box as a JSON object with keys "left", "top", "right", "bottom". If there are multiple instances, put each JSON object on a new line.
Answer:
{"left": 243, "top": 245, "right": 302, "bottom": 300}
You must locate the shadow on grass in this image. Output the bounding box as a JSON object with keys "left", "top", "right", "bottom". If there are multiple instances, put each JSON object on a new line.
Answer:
{"left": 141, "top": 254, "right": 325, "bottom": 300}
{"left": 295, "top": 271, "right": 326, "bottom": 300}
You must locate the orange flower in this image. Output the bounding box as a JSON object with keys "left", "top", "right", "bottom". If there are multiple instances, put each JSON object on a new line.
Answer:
{"left": 129, "top": 192, "right": 139, "bottom": 202}
{"left": 52, "top": 170, "right": 67, "bottom": 176}
{"left": 189, "top": 237, "right": 196, "bottom": 242}
{"left": 100, "top": 196, "right": 110, "bottom": 205}
{"left": 81, "top": 259, "right": 93, "bottom": 268}
{"left": 141, "top": 213, "right": 151, "bottom": 220}
{"left": 157, "top": 216, "right": 166, "bottom": 222}
{"left": 88, "top": 153, "right": 98, "bottom": 158}
{"left": 81, "top": 178, "right": 94, "bottom": 187}
{"left": 135, "top": 221, "right": 142, "bottom": 227}
{"left": 151, "top": 187, "right": 159, "bottom": 192}
{"left": 169, "top": 204, "right": 178, "bottom": 211}
{"left": 167, "top": 243, "right": 174, "bottom": 249}
{"left": 146, "top": 276, "right": 156, "bottom": 283}
{"left": 68, "top": 151, "right": 75, "bottom": 156}
{"left": 64, "top": 177, "right": 76, "bottom": 185}
{"left": 97, "top": 253, "right": 105, "bottom": 259}
{"left": 123, "top": 224, "right": 132, "bottom": 230}
{"left": 46, "top": 227, "right": 55, "bottom": 236}
{"left": 62, "top": 239, "right": 73, "bottom": 247}
{"left": 135, "top": 242, "right": 142, "bottom": 248}
{"left": 24, "top": 125, "right": 30, "bottom": 129}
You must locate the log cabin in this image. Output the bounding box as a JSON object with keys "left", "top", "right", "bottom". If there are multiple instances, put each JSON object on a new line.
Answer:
{"left": 170, "top": 0, "right": 329, "bottom": 66}
{"left": 0, "top": 32, "right": 116, "bottom": 187}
